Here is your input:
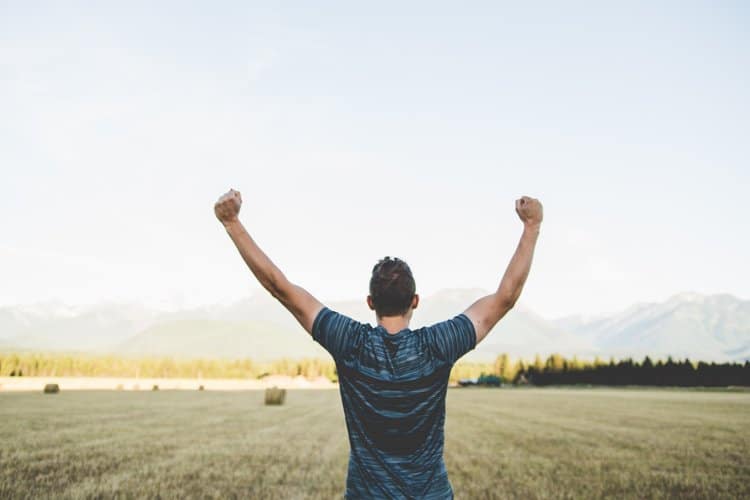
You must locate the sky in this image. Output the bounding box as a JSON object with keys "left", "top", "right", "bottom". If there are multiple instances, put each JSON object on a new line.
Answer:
{"left": 1, "top": 1, "right": 749, "bottom": 319}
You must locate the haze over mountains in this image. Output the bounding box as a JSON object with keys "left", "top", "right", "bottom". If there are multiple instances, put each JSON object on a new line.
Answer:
{"left": 1, "top": 290, "right": 748, "bottom": 363}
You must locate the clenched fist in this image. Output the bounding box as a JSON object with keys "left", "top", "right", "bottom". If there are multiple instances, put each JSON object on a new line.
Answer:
{"left": 515, "top": 196, "right": 543, "bottom": 228}
{"left": 214, "top": 188, "right": 242, "bottom": 225}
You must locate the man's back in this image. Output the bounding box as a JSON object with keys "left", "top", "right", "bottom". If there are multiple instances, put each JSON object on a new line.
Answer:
{"left": 312, "top": 307, "right": 476, "bottom": 499}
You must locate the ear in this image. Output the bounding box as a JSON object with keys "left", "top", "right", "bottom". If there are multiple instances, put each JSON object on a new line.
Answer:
{"left": 366, "top": 295, "right": 375, "bottom": 310}
{"left": 411, "top": 294, "right": 419, "bottom": 310}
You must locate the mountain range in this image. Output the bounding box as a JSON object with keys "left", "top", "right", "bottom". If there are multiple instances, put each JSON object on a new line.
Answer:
{"left": 1, "top": 290, "right": 748, "bottom": 363}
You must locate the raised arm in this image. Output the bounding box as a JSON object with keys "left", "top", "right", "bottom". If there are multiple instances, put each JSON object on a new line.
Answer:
{"left": 214, "top": 188, "right": 324, "bottom": 335}
{"left": 463, "top": 196, "right": 543, "bottom": 345}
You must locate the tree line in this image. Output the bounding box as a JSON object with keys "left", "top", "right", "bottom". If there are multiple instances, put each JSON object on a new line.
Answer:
{"left": 488, "top": 353, "right": 750, "bottom": 387}
{"left": 0, "top": 353, "right": 336, "bottom": 381}
{"left": 1, "top": 352, "right": 748, "bottom": 386}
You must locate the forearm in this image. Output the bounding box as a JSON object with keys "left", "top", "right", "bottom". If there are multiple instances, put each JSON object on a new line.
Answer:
{"left": 463, "top": 196, "right": 542, "bottom": 344}
{"left": 222, "top": 219, "right": 289, "bottom": 297}
{"left": 214, "top": 189, "right": 324, "bottom": 334}
{"left": 495, "top": 223, "right": 540, "bottom": 307}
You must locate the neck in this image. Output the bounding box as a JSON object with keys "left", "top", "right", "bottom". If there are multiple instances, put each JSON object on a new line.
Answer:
{"left": 377, "top": 314, "right": 411, "bottom": 335}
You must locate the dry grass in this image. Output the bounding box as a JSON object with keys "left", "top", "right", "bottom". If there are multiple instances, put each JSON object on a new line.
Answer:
{"left": 0, "top": 387, "right": 748, "bottom": 499}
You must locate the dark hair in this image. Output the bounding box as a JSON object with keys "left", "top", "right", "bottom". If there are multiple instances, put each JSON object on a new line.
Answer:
{"left": 369, "top": 256, "right": 416, "bottom": 317}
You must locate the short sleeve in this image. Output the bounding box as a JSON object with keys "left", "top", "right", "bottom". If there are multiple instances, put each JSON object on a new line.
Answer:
{"left": 312, "top": 307, "right": 364, "bottom": 362}
{"left": 425, "top": 313, "right": 477, "bottom": 364}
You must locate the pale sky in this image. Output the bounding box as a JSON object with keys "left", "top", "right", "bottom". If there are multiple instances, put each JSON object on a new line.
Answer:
{"left": 1, "top": 1, "right": 748, "bottom": 318}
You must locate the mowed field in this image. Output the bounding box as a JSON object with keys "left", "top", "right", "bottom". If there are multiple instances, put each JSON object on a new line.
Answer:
{"left": 1, "top": 388, "right": 748, "bottom": 499}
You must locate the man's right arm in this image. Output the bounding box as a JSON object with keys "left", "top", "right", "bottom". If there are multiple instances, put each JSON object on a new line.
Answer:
{"left": 214, "top": 188, "right": 324, "bottom": 335}
{"left": 463, "top": 196, "right": 543, "bottom": 346}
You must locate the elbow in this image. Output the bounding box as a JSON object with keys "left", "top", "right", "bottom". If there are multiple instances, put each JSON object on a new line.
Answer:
{"left": 263, "top": 275, "right": 292, "bottom": 303}
{"left": 496, "top": 292, "right": 518, "bottom": 312}
{"left": 265, "top": 281, "right": 286, "bottom": 302}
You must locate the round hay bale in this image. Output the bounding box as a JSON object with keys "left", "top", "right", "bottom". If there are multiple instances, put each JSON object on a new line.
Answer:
{"left": 43, "top": 383, "right": 60, "bottom": 394}
{"left": 198, "top": 385, "right": 205, "bottom": 391}
{"left": 152, "top": 384, "right": 159, "bottom": 391}
{"left": 264, "top": 386, "right": 286, "bottom": 405}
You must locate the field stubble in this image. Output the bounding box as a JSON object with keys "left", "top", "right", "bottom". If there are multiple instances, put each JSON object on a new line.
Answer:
{"left": 0, "top": 387, "right": 748, "bottom": 499}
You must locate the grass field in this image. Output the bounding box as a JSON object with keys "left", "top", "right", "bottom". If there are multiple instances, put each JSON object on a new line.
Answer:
{"left": 1, "top": 388, "right": 748, "bottom": 499}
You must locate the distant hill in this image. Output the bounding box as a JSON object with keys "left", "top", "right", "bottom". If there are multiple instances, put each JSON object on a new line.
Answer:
{"left": 1, "top": 290, "right": 748, "bottom": 362}
{"left": 118, "top": 319, "right": 328, "bottom": 361}
{"left": 0, "top": 301, "right": 159, "bottom": 351}
{"left": 552, "top": 292, "right": 750, "bottom": 363}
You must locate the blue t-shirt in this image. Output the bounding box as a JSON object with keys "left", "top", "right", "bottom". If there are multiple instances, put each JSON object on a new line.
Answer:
{"left": 312, "top": 307, "right": 477, "bottom": 499}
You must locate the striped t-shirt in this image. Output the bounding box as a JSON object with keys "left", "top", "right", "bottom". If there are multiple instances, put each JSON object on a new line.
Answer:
{"left": 312, "top": 307, "right": 476, "bottom": 499}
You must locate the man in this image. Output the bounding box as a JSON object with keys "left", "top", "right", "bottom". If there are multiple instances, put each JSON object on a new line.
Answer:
{"left": 214, "top": 189, "right": 543, "bottom": 499}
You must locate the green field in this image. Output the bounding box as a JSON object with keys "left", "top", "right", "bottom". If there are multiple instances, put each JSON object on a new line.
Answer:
{"left": 1, "top": 388, "right": 748, "bottom": 499}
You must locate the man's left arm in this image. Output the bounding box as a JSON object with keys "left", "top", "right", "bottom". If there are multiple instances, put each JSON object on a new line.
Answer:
{"left": 214, "top": 188, "right": 324, "bottom": 334}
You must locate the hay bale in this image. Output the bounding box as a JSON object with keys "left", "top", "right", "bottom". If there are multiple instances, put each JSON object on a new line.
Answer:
{"left": 43, "top": 383, "right": 60, "bottom": 394}
{"left": 152, "top": 384, "right": 159, "bottom": 391}
{"left": 198, "top": 385, "right": 205, "bottom": 391}
{"left": 265, "top": 386, "right": 286, "bottom": 405}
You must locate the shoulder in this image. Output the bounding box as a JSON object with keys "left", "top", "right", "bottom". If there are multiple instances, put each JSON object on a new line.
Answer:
{"left": 312, "top": 306, "right": 334, "bottom": 333}
{"left": 425, "top": 313, "right": 475, "bottom": 335}
{"left": 419, "top": 313, "right": 477, "bottom": 363}
{"left": 312, "top": 307, "right": 373, "bottom": 338}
